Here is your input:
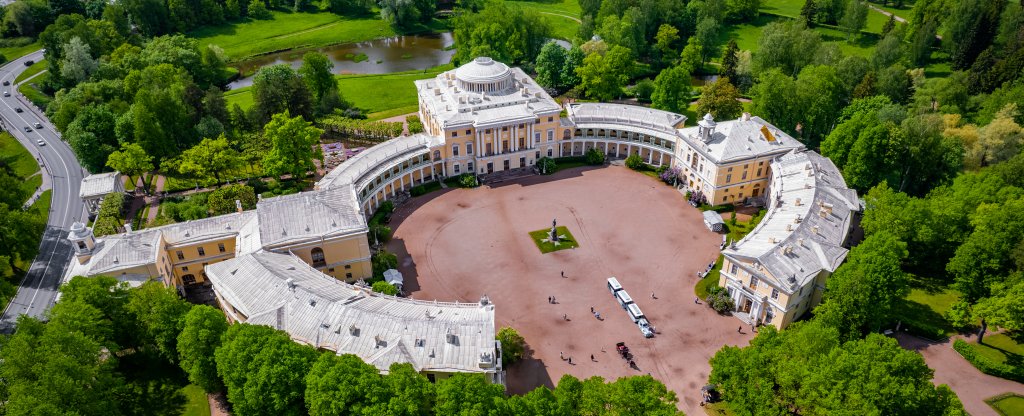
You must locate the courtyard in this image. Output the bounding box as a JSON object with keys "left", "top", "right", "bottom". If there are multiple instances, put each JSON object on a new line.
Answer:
{"left": 386, "top": 165, "right": 754, "bottom": 413}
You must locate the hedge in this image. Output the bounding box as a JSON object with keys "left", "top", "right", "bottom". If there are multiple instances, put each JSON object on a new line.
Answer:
{"left": 953, "top": 339, "right": 1024, "bottom": 383}
{"left": 93, "top": 192, "right": 126, "bottom": 236}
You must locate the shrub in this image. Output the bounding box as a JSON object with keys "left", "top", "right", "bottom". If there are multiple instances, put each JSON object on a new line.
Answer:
{"left": 537, "top": 157, "right": 557, "bottom": 174}
{"left": 407, "top": 115, "right": 424, "bottom": 134}
{"left": 658, "top": 166, "right": 681, "bottom": 184}
{"left": 625, "top": 154, "right": 645, "bottom": 170}
{"left": 207, "top": 184, "right": 257, "bottom": 215}
{"left": 584, "top": 147, "right": 605, "bottom": 165}
{"left": 378, "top": 200, "right": 395, "bottom": 216}
{"left": 371, "top": 250, "right": 398, "bottom": 281}
{"left": 953, "top": 339, "right": 1024, "bottom": 382}
{"left": 369, "top": 223, "right": 391, "bottom": 245}
{"left": 161, "top": 193, "right": 210, "bottom": 222}
{"left": 458, "top": 173, "right": 478, "bottom": 188}
{"left": 371, "top": 281, "right": 398, "bottom": 295}
{"left": 945, "top": 300, "right": 974, "bottom": 331}
{"left": 705, "top": 286, "right": 735, "bottom": 314}
{"left": 93, "top": 192, "right": 126, "bottom": 236}
{"left": 631, "top": 78, "right": 655, "bottom": 102}
{"left": 496, "top": 327, "right": 526, "bottom": 366}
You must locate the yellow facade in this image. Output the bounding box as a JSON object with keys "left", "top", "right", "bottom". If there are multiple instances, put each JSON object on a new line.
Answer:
{"left": 167, "top": 237, "right": 237, "bottom": 286}
{"left": 286, "top": 235, "right": 373, "bottom": 282}
{"left": 718, "top": 256, "right": 829, "bottom": 329}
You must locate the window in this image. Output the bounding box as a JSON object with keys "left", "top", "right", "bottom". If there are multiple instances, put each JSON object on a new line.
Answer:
{"left": 502, "top": 126, "right": 508, "bottom": 131}
{"left": 547, "top": 148, "right": 553, "bottom": 157}
{"left": 454, "top": 164, "right": 461, "bottom": 173}
{"left": 726, "top": 174, "right": 732, "bottom": 183}
{"left": 728, "top": 167, "right": 733, "bottom": 172}
{"left": 466, "top": 142, "right": 473, "bottom": 154}
{"left": 452, "top": 144, "right": 459, "bottom": 156}
{"left": 218, "top": 243, "right": 226, "bottom": 253}
{"left": 730, "top": 263, "right": 738, "bottom": 274}
{"left": 344, "top": 264, "right": 352, "bottom": 269}
{"left": 547, "top": 117, "right": 553, "bottom": 122}
{"left": 176, "top": 251, "right": 184, "bottom": 260}
{"left": 749, "top": 276, "right": 759, "bottom": 289}
{"left": 182, "top": 274, "right": 196, "bottom": 285}
{"left": 742, "top": 171, "right": 747, "bottom": 180}
{"left": 757, "top": 168, "right": 762, "bottom": 176}
{"left": 182, "top": 266, "right": 189, "bottom": 271}
{"left": 452, "top": 131, "right": 458, "bottom": 137}
{"left": 547, "top": 130, "right": 554, "bottom": 142}
{"left": 433, "top": 150, "right": 440, "bottom": 160}
{"left": 465, "top": 129, "right": 471, "bottom": 135}
{"left": 346, "top": 273, "right": 353, "bottom": 279}
{"left": 535, "top": 132, "right": 541, "bottom": 143}
{"left": 759, "top": 161, "right": 764, "bottom": 166}
{"left": 311, "top": 247, "right": 326, "bottom": 267}
{"left": 485, "top": 129, "right": 491, "bottom": 133}
{"left": 77, "top": 241, "right": 86, "bottom": 250}
{"left": 197, "top": 247, "right": 205, "bottom": 256}
{"left": 771, "top": 288, "right": 779, "bottom": 300}
{"left": 467, "top": 162, "right": 474, "bottom": 172}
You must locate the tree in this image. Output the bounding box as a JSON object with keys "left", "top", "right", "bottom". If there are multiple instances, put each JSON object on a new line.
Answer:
{"left": 814, "top": 231, "right": 910, "bottom": 339}
{"left": 208, "top": 184, "right": 257, "bottom": 215}
{"left": 127, "top": 281, "right": 192, "bottom": 362}
{"left": 175, "top": 135, "right": 241, "bottom": 183}
{"left": 496, "top": 326, "right": 526, "bottom": 366}
{"left": 299, "top": 52, "right": 341, "bottom": 114}
{"left": 247, "top": 0, "right": 271, "bottom": 18}
{"left": 60, "top": 36, "right": 99, "bottom": 84}
{"left": 177, "top": 305, "right": 228, "bottom": 393}
{"left": 625, "top": 153, "right": 644, "bottom": 170}
{"left": 881, "top": 14, "right": 896, "bottom": 36}
{"left": 262, "top": 111, "right": 324, "bottom": 180}
{"left": 947, "top": 196, "right": 1024, "bottom": 302}
{"left": 721, "top": 39, "right": 740, "bottom": 82}
{"left": 973, "top": 104, "right": 1023, "bottom": 168}
{"left": 106, "top": 142, "right": 154, "bottom": 193}
{"left": 839, "top": 0, "right": 867, "bottom": 41}
{"left": 65, "top": 104, "right": 121, "bottom": 173}
{"left": 59, "top": 276, "right": 138, "bottom": 348}
{"left": 650, "top": 66, "right": 691, "bottom": 114}
{"left": 694, "top": 17, "right": 719, "bottom": 68}
{"left": 371, "top": 281, "right": 399, "bottom": 295}
{"left": 452, "top": 2, "right": 552, "bottom": 64}
{"left": 561, "top": 46, "right": 585, "bottom": 91}
{"left": 252, "top": 64, "right": 313, "bottom": 123}
{"left": 535, "top": 42, "right": 567, "bottom": 91}
{"left": 754, "top": 20, "right": 821, "bottom": 77}
{"left": 433, "top": 373, "right": 506, "bottom": 416}
{"left": 577, "top": 46, "right": 634, "bottom": 101}
{"left": 795, "top": 64, "right": 846, "bottom": 146}
{"left": 973, "top": 278, "right": 1024, "bottom": 332}
{"left": 654, "top": 24, "right": 680, "bottom": 68}
{"left": 696, "top": 78, "right": 743, "bottom": 120}
{"left": 215, "top": 324, "right": 318, "bottom": 416}
{"left": 750, "top": 69, "right": 800, "bottom": 138}
{"left": 678, "top": 37, "right": 703, "bottom": 75}
{"left": 709, "top": 322, "right": 966, "bottom": 416}
{"left": 800, "top": 0, "right": 816, "bottom": 26}
{"left": 382, "top": 363, "right": 434, "bottom": 415}
{"left": 305, "top": 354, "right": 389, "bottom": 416}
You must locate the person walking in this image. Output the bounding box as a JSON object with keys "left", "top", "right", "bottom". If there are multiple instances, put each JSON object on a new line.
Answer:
{"left": 548, "top": 296, "right": 552, "bottom": 304}
{"left": 590, "top": 306, "right": 594, "bottom": 313}
{"left": 737, "top": 326, "right": 742, "bottom": 333}
{"left": 651, "top": 291, "right": 656, "bottom": 299}
{"left": 590, "top": 354, "right": 595, "bottom": 361}
{"left": 561, "top": 270, "right": 565, "bottom": 278}
{"left": 568, "top": 357, "right": 573, "bottom": 365}
{"left": 694, "top": 297, "right": 700, "bottom": 304}
{"left": 563, "top": 313, "right": 568, "bottom": 321}
{"left": 560, "top": 351, "right": 564, "bottom": 360}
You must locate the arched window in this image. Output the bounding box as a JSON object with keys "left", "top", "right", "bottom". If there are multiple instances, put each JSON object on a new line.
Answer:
{"left": 311, "top": 247, "right": 326, "bottom": 267}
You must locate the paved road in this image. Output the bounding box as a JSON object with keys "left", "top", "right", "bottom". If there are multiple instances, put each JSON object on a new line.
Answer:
{"left": 0, "top": 50, "right": 88, "bottom": 332}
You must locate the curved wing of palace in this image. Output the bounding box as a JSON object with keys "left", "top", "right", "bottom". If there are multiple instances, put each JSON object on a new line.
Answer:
{"left": 63, "top": 57, "right": 858, "bottom": 382}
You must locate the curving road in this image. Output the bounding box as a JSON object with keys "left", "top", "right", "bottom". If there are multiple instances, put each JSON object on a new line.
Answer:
{"left": 0, "top": 50, "right": 88, "bottom": 332}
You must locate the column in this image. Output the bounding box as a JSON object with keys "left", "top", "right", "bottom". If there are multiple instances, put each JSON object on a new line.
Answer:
{"left": 615, "top": 144, "right": 620, "bottom": 158}
{"left": 513, "top": 125, "right": 518, "bottom": 153}
{"left": 492, "top": 128, "right": 498, "bottom": 156}
{"left": 430, "top": 164, "right": 435, "bottom": 180}
{"left": 659, "top": 152, "right": 665, "bottom": 166}
{"left": 400, "top": 175, "right": 405, "bottom": 191}
{"left": 648, "top": 151, "right": 653, "bottom": 164}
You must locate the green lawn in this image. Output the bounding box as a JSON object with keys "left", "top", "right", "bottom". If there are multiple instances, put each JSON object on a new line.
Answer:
{"left": 0, "top": 39, "right": 41, "bottom": 63}
{"left": 892, "top": 276, "right": 963, "bottom": 338}
{"left": 987, "top": 393, "right": 1024, "bottom": 416}
{"left": 873, "top": 0, "right": 915, "bottom": 22}
{"left": 971, "top": 333, "right": 1024, "bottom": 365}
{"left": 695, "top": 255, "right": 724, "bottom": 299}
{"left": 0, "top": 132, "right": 41, "bottom": 179}
{"left": 190, "top": 11, "right": 395, "bottom": 61}
{"left": 716, "top": 13, "right": 879, "bottom": 62}
{"left": 18, "top": 72, "right": 51, "bottom": 108}
{"left": 14, "top": 59, "right": 46, "bottom": 84}
{"left": 226, "top": 65, "right": 452, "bottom": 120}
{"left": 724, "top": 209, "right": 766, "bottom": 242}
{"left": 181, "top": 384, "right": 211, "bottom": 416}
{"left": 760, "top": 0, "right": 889, "bottom": 34}
{"left": 529, "top": 226, "right": 579, "bottom": 253}
{"left": 507, "top": 0, "right": 581, "bottom": 41}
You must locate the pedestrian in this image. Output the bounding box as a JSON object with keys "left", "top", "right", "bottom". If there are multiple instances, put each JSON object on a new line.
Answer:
{"left": 651, "top": 291, "right": 656, "bottom": 299}
{"left": 561, "top": 270, "right": 565, "bottom": 278}
{"left": 694, "top": 297, "right": 700, "bottom": 304}
{"left": 552, "top": 296, "right": 556, "bottom": 304}
{"left": 563, "top": 313, "right": 568, "bottom": 321}
{"left": 590, "top": 354, "right": 595, "bottom": 361}
{"left": 595, "top": 312, "right": 601, "bottom": 320}
{"left": 548, "top": 296, "right": 552, "bottom": 304}
{"left": 560, "top": 351, "right": 564, "bottom": 360}
{"left": 568, "top": 357, "right": 573, "bottom": 365}
{"left": 590, "top": 306, "right": 594, "bottom": 313}
{"left": 751, "top": 324, "right": 756, "bottom": 333}
{"left": 737, "top": 326, "right": 742, "bottom": 333}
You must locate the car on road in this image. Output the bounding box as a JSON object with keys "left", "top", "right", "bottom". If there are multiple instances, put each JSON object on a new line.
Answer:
{"left": 24, "top": 60, "right": 33, "bottom": 66}
{"left": 3, "top": 91, "right": 9, "bottom": 97}
{"left": 36, "top": 140, "right": 45, "bottom": 146}
{"left": 1, "top": 81, "right": 8, "bottom": 86}
{"left": 34, "top": 123, "right": 41, "bottom": 129}
{"left": 23, "top": 126, "right": 31, "bottom": 132}
{"left": 14, "top": 107, "right": 22, "bottom": 113}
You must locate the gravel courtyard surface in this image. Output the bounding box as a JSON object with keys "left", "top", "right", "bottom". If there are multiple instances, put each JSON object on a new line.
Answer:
{"left": 387, "top": 165, "right": 755, "bottom": 413}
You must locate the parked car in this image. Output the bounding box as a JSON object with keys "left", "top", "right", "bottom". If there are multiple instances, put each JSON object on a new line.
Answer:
{"left": 36, "top": 140, "right": 45, "bottom": 146}
{"left": 2, "top": 81, "right": 8, "bottom": 86}
{"left": 14, "top": 107, "right": 22, "bottom": 113}
{"left": 3, "top": 91, "right": 9, "bottom": 97}
{"left": 34, "top": 123, "right": 42, "bottom": 129}
{"left": 23, "top": 126, "right": 32, "bottom": 132}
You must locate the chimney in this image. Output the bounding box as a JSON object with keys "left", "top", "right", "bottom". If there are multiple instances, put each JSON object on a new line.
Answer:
{"left": 235, "top": 199, "right": 243, "bottom": 213}
{"left": 741, "top": 112, "right": 751, "bottom": 121}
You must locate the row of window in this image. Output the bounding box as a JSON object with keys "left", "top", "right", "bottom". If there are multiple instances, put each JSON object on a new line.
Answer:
{"left": 449, "top": 118, "right": 556, "bottom": 138}
{"left": 175, "top": 243, "right": 226, "bottom": 261}
{"left": 731, "top": 262, "right": 780, "bottom": 301}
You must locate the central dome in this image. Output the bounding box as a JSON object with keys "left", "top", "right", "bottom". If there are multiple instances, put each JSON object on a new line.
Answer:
{"left": 454, "top": 57, "right": 513, "bottom": 93}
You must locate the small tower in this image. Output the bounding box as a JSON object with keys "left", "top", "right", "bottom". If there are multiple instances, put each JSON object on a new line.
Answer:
{"left": 68, "top": 222, "right": 96, "bottom": 264}
{"left": 697, "top": 113, "right": 717, "bottom": 142}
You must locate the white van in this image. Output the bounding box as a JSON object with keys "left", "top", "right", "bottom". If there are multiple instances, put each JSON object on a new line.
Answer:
{"left": 615, "top": 290, "right": 633, "bottom": 309}
{"left": 627, "top": 303, "right": 645, "bottom": 323}
{"left": 637, "top": 318, "right": 654, "bottom": 338}
{"left": 607, "top": 277, "right": 623, "bottom": 294}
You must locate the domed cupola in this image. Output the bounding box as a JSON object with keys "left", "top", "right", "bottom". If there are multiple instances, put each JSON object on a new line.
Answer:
{"left": 454, "top": 57, "right": 514, "bottom": 93}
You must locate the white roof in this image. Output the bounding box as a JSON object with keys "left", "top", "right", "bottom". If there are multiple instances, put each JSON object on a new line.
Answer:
{"left": 150, "top": 211, "right": 254, "bottom": 247}
{"left": 68, "top": 229, "right": 162, "bottom": 277}
{"left": 566, "top": 103, "right": 686, "bottom": 140}
{"left": 317, "top": 133, "right": 442, "bottom": 192}
{"left": 703, "top": 210, "right": 724, "bottom": 225}
{"left": 79, "top": 172, "right": 122, "bottom": 199}
{"left": 677, "top": 115, "right": 803, "bottom": 164}
{"left": 415, "top": 65, "right": 561, "bottom": 129}
{"left": 206, "top": 251, "right": 498, "bottom": 374}
{"left": 384, "top": 269, "right": 403, "bottom": 286}
{"left": 723, "top": 150, "right": 859, "bottom": 293}
{"left": 454, "top": 57, "right": 512, "bottom": 84}
{"left": 257, "top": 185, "right": 367, "bottom": 248}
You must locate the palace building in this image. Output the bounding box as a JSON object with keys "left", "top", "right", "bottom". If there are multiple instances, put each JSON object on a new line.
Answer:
{"left": 65, "top": 57, "right": 858, "bottom": 380}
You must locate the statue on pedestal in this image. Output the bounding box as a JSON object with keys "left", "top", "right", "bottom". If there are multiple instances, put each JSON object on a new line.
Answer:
{"left": 549, "top": 218, "right": 559, "bottom": 242}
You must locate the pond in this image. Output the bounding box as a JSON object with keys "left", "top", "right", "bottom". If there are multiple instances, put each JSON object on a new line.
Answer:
{"left": 228, "top": 32, "right": 456, "bottom": 89}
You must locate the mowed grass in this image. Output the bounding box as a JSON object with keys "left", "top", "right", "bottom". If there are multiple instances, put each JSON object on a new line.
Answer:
{"left": 970, "top": 333, "right": 1024, "bottom": 365}
{"left": 0, "top": 39, "right": 41, "bottom": 63}
{"left": 0, "top": 132, "right": 41, "bottom": 179}
{"left": 986, "top": 393, "right": 1024, "bottom": 416}
{"left": 716, "top": 14, "right": 879, "bottom": 61}
{"left": 529, "top": 226, "right": 579, "bottom": 253}
{"left": 191, "top": 11, "right": 395, "bottom": 61}
{"left": 181, "top": 384, "right": 211, "bottom": 416}
{"left": 695, "top": 255, "right": 723, "bottom": 299}
{"left": 507, "top": 0, "right": 582, "bottom": 41}
{"left": 225, "top": 65, "right": 451, "bottom": 120}
{"left": 14, "top": 59, "right": 46, "bottom": 84}
{"left": 892, "top": 276, "right": 964, "bottom": 338}
{"left": 18, "top": 72, "right": 51, "bottom": 108}
{"left": 759, "top": 0, "right": 889, "bottom": 33}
